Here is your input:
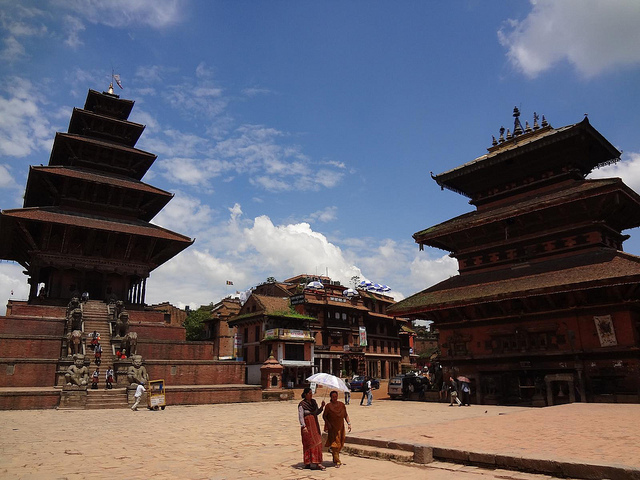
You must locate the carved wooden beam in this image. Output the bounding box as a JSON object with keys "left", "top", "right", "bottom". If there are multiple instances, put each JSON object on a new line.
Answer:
{"left": 17, "top": 220, "right": 38, "bottom": 250}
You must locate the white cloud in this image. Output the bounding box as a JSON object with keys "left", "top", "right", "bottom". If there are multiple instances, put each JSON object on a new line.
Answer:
{"left": 0, "top": 164, "right": 20, "bottom": 190}
{"left": 242, "top": 87, "right": 272, "bottom": 97}
{"left": 588, "top": 152, "right": 640, "bottom": 193}
{"left": 151, "top": 191, "right": 215, "bottom": 234}
{"left": 306, "top": 206, "right": 338, "bottom": 223}
{"left": 0, "top": 77, "right": 54, "bottom": 157}
{"left": 144, "top": 199, "right": 457, "bottom": 311}
{"left": 55, "top": 0, "right": 186, "bottom": 29}
{"left": 0, "top": 263, "right": 29, "bottom": 316}
{"left": 498, "top": 0, "right": 640, "bottom": 78}
{"left": 63, "top": 15, "right": 84, "bottom": 48}
{"left": 0, "top": 36, "right": 26, "bottom": 61}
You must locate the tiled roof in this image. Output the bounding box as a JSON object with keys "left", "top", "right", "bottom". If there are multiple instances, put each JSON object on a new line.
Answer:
{"left": 253, "top": 295, "right": 291, "bottom": 314}
{"left": 54, "top": 133, "right": 155, "bottom": 158}
{"left": 29, "top": 166, "right": 172, "bottom": 196}
{"left": 414, "top": 178, "right": 631, "bottom": 241}
{"left": 1, "top": 207, "right": 193, "bottom": 243}
{"left": 388, "top": 249, "right": 640, "bottom": 316}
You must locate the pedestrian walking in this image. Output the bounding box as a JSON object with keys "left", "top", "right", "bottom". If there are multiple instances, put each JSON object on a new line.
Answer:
{"left": 343, "top": 378, "right": 351, "bottom": 405}
{"left": 91, "top": 368, "right": 99, "bottom": 389}
{"left": 448, "top": 376, "right": 461, "bottom": 406}
{"left": 298, "top": 387, "right": 326, "bottom": 470}
{"left": 323, "top": 390, "right": 351, "bottom": 467}
{"left": 94, "top": 342, "right": 102, "bottom": 366}
{"left": 458, "top": 376, "right": 471, "bottom": 406}
{"left": 131, "top": 382, "right": 146, "bottom": 411}
{"left": 360, "top": 377, "right": 372, "bottom": 406}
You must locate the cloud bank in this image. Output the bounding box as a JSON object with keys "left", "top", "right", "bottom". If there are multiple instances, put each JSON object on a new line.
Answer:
{"left": 499, "top": 0, "right": 640, "bottom": 78}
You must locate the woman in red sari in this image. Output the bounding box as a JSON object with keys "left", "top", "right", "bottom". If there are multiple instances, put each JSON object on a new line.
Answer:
{"left": 298, "top": 387, "right": 326, "bottom": 470}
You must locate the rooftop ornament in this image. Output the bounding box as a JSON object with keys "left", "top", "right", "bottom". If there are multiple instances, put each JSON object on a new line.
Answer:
{"left": 490, "top": 108, "right": 551, "bottom": 149}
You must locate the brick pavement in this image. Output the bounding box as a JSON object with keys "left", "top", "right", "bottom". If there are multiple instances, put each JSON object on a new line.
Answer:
{"left": 0, "top": 391, "right": 638, "bottom": 479}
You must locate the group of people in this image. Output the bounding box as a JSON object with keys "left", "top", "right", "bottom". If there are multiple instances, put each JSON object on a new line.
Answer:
{"left": 342, "top": 377, "right": 373, "bottom": 406}
{"left": 89, "top": 331, "right": 102, "bottom": 366}
{"left": 90, "top": 367, "right": 114, "bottom": 389}
{"left": 298, "top": 388, "right": 352, "bottom": 470}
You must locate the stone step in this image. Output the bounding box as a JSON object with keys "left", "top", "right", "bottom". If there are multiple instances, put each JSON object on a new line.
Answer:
{"left": 86, "top": 403, "right": 130, "bottom": 409}
{"left": 343, "top": 444, "right": 414, "bottom": 463}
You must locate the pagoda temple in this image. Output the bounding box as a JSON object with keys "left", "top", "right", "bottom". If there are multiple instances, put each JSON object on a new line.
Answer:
{"left": 0, "top": 86, "right": 193, "bottom": 306}
{"left": 0, "top": 86, "right": 260, "bottom": 410}
{"left": 388, "top": 109, "right": 640, "bottom": 405}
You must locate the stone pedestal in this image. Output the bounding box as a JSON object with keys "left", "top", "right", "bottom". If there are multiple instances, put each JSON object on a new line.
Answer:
{"left": 59, "top": 385, "right": 88, "bottom": 409}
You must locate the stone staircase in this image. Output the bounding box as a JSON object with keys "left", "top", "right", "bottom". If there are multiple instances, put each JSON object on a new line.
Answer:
{"left": 85, "top": 388, "right": 129, "bottom": 409}
{"left": 82, "top": 300, "right": 115, "bottom": 385}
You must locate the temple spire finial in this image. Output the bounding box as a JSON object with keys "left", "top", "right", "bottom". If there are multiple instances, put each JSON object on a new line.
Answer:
{"left": 513, "top": 106, "right": 523, "bottom": 136}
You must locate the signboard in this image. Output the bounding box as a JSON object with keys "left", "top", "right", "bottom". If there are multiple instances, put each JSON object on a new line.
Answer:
{"left": 594, "top": 315, "right": 617, "bottom": 347}
{"left": 288, "top": 329, "right": 305, "bottom": 339}
{"left": 359, "top": 326, "right": 367, "bottom": 347}
{"left": 290, "top": 293, "right": 305, "bottom": 305}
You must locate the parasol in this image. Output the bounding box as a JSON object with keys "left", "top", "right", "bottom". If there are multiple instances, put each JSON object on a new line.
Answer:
{"left": 306, "top": 372, "right": 350, "bottom": 392}
{"left": 457, "top": 376, "right": 471, "bottom": 383}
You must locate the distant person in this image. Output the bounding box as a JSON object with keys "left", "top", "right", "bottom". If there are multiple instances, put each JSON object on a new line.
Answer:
{"left": 131, "top": 382, "right": 146, "bottom": 411}
{"left": 91, "top": 368, "right": 99, "bottom": 389}
{"left": 94, "top": 343, "right": 102, "bottom": 366}
{"left": 343, "top": 379, "right": 351, "bottom": 405}
{"left": 449, "top": 377, "right": 460, "bottom": 406}
{"left": 90, "top": 331, "right": 99, "bottom": 350}
{"left": 360, "top": 377, "right": 372, "bottom": 406}
{"left": 323, "top": 390, "right": 351, "bottom": 467}
{"left": 298, "top": 387, "right": 325, "bottom": 470}
{"left": 81, "top": 291, "right": 89, "bottom": 303}
{"left": 105, "top": 367, "right": 114, "bottom": 389}
{"left": 460, "top": 380, "right": 471, "bottom": 406}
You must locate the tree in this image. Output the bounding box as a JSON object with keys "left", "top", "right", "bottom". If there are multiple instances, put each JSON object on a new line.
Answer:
{"left": 350, "top": 275, "right": 360, "bottom": 289}
{"left": 183, "top": 308, "right": 210, "bottom": 341}
{"left": 266, "top": 276, "right": 277, "bottom": 284}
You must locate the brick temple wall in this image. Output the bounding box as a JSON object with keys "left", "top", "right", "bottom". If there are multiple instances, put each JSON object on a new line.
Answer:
{"left": 143, "top": 360, "right": 246, "bottom": 385}
{"left": 137, "top": 340, "right": 215, "bottom": 360}
{"left": 163, "top": 385, "right": 261, "bottom": 405}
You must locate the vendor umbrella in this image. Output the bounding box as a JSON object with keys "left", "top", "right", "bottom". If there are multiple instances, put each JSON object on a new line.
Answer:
{"left": 457, "top": 376, "right": 471, "bottom": 383}
{"left": 306, "top": 372, "right": 350, "bottom": 392}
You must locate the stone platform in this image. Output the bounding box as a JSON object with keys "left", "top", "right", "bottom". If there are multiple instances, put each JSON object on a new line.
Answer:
{"left": 0, "top": 384, "right": 261, "bottom": 410}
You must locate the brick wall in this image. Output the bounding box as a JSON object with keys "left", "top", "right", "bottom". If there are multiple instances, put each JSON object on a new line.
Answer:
{"left": 137, "top": 341, "right": 215, "bottom": 361}
{"left": 0, "top": 361, "right": 58, "bottom": 387}
{"left": 144, "top": 361, "right": 246, "bottom": 385}
{"left": 130, "top": 324, "right": 186, "bottom": 341}
{"left": 129, "top": 310, "right": 167, "bottom": 324}
{"left": 0, "top": 336, "right": 62, "bottom": 358}
{"left": 7, "top": 302, "right": 66, "bottom": 318}
{"left": 163, "top": 385, "right": 261, "bottom": 405}
{"left": 0, "top": 390, "right": 60, "bottom": 410}
{"left": 0, "top": 317, "right": 65, "bottom": 336}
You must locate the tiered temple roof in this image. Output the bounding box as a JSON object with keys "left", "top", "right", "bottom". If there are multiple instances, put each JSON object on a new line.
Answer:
{"left": 0, "top": 86, "right": 193, "bottom": 305}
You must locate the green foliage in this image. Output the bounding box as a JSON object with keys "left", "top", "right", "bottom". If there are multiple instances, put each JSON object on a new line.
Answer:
{"left": 266, "top": 276, "right": 277, "bottom": 283}
{"left": 183, "top": 308, "right": 210, "bottom": 341}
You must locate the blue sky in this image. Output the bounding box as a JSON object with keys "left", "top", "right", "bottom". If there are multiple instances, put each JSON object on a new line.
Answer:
{"left": 1, "top": 0, "right": 640, "bottom": 313}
